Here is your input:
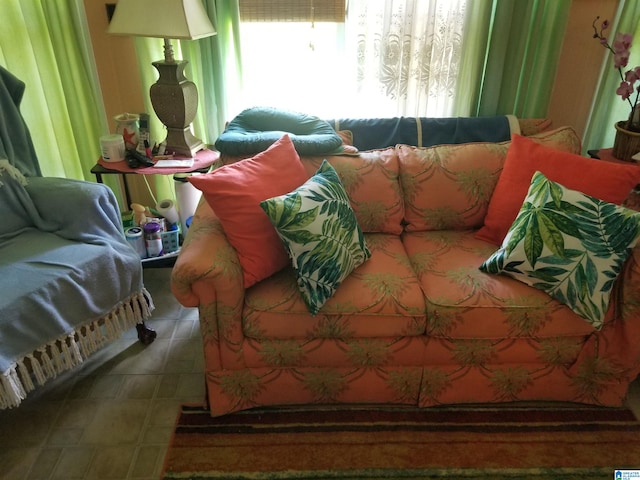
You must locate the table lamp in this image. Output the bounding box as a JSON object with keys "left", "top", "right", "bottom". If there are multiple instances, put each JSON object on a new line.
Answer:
{"left": 107, "top": 0, "right": 216, "bottom": 156}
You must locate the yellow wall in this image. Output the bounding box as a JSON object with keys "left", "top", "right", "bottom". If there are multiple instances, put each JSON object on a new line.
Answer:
{"left": 85, "top": 0, "right": 619, "bottom": 152}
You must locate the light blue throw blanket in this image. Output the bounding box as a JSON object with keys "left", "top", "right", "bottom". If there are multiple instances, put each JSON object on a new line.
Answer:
{"left": 0, "top": 65, "right": 153, "bottom": 408}
{"left": 0, "top": 160, "right": 153, "bottom": 407}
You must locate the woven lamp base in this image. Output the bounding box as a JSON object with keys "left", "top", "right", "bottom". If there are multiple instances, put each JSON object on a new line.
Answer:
{"left": 613, "top": 121, "right": 640, "bottom": 161}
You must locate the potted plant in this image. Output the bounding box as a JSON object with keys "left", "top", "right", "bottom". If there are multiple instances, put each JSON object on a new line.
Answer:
{"left": 593, "top": 17, "right": 640, "bottom": 161}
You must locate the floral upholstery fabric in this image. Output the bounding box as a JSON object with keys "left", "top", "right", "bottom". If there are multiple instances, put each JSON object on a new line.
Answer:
{"left": 399, "top": 126, "right": 582, "bottom": 232}
{"left": 398, "top": 142, "right": 507, "bottom": 231}
{"left": 222, "top": 147, "right": 404, "bottom": 234}
{"left": 402, "top": 230, "right": 597, "bottom": 339}
{"left": 244, "top": 233, "right": 425, "bottom": 340}
{"left": 300, "top": 148, "right": 403, "bottom": 234}
{"left": 518, "top": 118, "right": 553, "bottom": 136}
{"left": 171, "top": 127, "right": 640, "bottom": 417}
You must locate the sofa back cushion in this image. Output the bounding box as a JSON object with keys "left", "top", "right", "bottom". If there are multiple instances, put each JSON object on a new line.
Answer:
{"left": 398, "top": 126, "right": 582, "bottom": 232}
{"left": 300, "top": 147, "right": 404, "bottom": 234}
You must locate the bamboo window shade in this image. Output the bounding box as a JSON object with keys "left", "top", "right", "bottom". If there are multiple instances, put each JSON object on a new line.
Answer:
{"left": 239, "top": 0, "right": 346, "bottom": 22}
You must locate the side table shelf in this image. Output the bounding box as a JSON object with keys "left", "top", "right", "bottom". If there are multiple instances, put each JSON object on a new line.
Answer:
{"left": 142, "top": 250, "right": 181, "bottom": 268}
{"left": 92, "top": 148, "right": 219, "bottom": 268}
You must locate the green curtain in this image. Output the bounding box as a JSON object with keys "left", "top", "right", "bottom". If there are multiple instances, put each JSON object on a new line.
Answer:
{"left": 454, "top": 0, "right": 571, "bottom": 118}
{"left": 583, "top": 0, "right": 640, "bottom": 153}
{"left": 133, "top": 0, "right": 242, "bottom": 203}
{"left": 184, "top": 0, "right": 243, "bottom": 144}
{"left": 0, "top": 0, "right": 110, "bottom": 185}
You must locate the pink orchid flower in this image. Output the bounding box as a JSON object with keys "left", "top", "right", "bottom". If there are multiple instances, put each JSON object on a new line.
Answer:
{"left": 613, "top": 33, "right": 633, "bottom": 68}
{"left": 625, "top": 69, "right": 639, "bottom": 84}
{"left": 592, "top": 17, "right": 640, "bottom": 130}
{"left": 617, "top": 81, "right": 634, "bottom": 100}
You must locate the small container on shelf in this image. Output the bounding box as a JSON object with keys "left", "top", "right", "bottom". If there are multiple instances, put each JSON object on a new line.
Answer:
{"left": 161, "top": 224, "right": 181, "bottom": 254}
{"left": 143, "top": 222, "right": 163, "bottom": 258}
{"left": 125, "top": 226, "right": 147, "bottom": 259}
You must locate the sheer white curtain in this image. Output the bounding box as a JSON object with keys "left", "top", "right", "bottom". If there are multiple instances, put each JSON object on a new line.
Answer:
{"left": 347, "top": 0, "right": 467, "bottom": 117}
{"left": 237, "top": 0, "right": 466, "bottom": 119}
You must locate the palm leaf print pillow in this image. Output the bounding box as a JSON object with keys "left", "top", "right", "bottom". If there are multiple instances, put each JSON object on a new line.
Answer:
{"left": 480, "top": 170, "right": 640, "bottom": 329}
{"left": 260, "top": 160, "right": 371, "bottom": 315}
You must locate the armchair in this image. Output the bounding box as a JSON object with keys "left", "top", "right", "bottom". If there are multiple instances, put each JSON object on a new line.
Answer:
{"left": 0, "top": 66, "right": 155, "bottom": 409}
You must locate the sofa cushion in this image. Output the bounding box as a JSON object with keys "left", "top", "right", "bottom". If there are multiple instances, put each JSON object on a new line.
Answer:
{"left": 300, "top": 147, "right": 404, "bottom": 234}
{"left": 476, "top": 133, "right": 640, "bottom": 245}
{"left": 398, "top": 142, "right": 506, "bottom": 231}
{"left": 242, "top": 233, "right": 426, "bottom": 339}
{"left": 480, "top": 171, "right": 640, "bottom": 330}
{"left": 401, "top": 230, "right": 598, "bottom": 339}
{"left": 398, "top": 126, "right": 582, "bottom": 232}
{"left": 188, "top": 134, "right": 309, "bottom": 288}
{"left": 518, "top": 118, "right": 553, "bottom": 136}
{"left": 260, "top": 160, "right": 371, "bottom": 315}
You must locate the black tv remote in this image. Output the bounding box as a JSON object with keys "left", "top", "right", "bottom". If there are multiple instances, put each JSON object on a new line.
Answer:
{"left": 126, "top": 149, "right": 154, "bottom": 168}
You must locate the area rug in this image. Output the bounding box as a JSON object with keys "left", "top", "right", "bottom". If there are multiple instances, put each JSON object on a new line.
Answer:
{"left": 162, "top": 403, "right": 640, "bottom": 479}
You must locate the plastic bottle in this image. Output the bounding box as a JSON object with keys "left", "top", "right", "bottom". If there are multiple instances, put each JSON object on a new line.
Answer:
{"left": 143, "top": 222, "right": 163, "bottom": 257}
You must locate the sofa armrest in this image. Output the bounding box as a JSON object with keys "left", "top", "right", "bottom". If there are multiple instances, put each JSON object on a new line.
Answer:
{"left": 171, "top": 201, "right": 246, "bottom": 370}
{"left": 571, "top": 244, "right": 640, "bottom": 402}
{"left": 620, "top": 245, "right": 640, "bottom": 323}
{"left": 25, "top": 177, "right": 126, "bottom": 245}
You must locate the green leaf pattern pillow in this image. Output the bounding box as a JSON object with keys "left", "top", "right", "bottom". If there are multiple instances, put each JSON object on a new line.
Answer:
{"left": 480, "top": 171, "right": 640, "bottom": 329}
{"left": 260, "top": 160, "right": 371, "bottom": 315}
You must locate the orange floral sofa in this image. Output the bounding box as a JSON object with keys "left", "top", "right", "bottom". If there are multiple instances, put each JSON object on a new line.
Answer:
{"left": 171, "top": 122, "right": 640, "bottom": 417}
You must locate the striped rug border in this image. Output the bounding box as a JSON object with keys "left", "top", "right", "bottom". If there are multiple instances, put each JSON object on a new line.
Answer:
{"left": 176, "top": 403, "right": 640, "bottom": 435}
{"left": 163, "top": 403, "right": 640, "bottom": 480}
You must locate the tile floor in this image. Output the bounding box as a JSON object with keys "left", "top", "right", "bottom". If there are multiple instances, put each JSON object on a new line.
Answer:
{"left": 1, "top": 267, "right": 639, "bottom": 479}
{"left": 0, "top": 268, "right": 205, "bottom": 480}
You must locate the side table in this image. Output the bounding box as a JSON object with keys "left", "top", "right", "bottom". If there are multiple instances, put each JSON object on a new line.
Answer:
{"left": 91, "top": 148, "right": 219, "bottom": 207}
{"left": 91, "top": 148, "right": 219, "bottom": 267}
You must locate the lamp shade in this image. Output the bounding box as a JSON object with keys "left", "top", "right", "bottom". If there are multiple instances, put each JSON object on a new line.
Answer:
{"left": 108, "top": 0, "right": 216, "bottom": 40}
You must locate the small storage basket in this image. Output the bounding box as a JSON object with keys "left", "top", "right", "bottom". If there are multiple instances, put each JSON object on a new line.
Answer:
{"left": 161, "top": 228, "right": 180, "bottom": 254}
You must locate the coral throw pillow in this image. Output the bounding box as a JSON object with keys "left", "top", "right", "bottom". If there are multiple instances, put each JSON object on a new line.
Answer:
{"left": 476, "top": 134, "right": 640, "bottom": 245}
{"left": 188, "top": 134, "right": 309, "bottom": 287}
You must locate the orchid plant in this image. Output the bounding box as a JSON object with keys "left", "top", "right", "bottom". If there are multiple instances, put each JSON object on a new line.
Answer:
{"left": 592, "top": 17, "right": 640, "bottom": 132}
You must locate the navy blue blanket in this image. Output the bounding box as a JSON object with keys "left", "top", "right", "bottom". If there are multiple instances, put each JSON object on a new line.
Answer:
{"left": 328, "top": 116, "right": 517, "bottom": 151}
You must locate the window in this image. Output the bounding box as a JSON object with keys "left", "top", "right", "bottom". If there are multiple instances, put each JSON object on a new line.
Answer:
{"left": 236, "top": 0, "right": 467, "bottom": 119}
{"left": 238, "top": 21, "right": 348, "bottom": 118}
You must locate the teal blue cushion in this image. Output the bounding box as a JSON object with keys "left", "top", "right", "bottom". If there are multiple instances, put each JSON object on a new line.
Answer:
{"left": 260, "top": 160, "right": 371, "bottom": 315}
{"left": 480, "top": 171, "right": 640, "bottom": 329}
{"left": 215, "top": 107, "right": 343, "bottom": 155}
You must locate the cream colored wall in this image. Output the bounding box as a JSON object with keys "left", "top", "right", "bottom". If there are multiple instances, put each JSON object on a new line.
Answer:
{"left": 85, "top": 0, "right": 618, "bottom": 157}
